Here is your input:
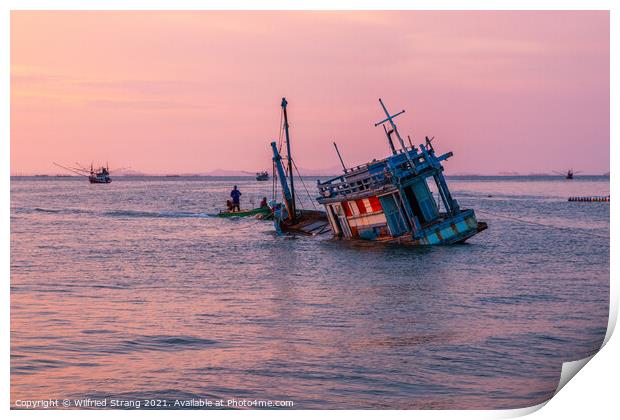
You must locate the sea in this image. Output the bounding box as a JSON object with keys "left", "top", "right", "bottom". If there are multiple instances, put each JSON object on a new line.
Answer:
{"left": 10, "top": 175, "right": 610, "bottom": 409}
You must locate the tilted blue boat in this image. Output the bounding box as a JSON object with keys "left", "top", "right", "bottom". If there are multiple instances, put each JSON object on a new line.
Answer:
{"left": 271, "top": 97, "right": 487, "bottom": 244}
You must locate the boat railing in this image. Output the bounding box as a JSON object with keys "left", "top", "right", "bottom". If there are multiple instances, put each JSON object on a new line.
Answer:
{"left": 318, "top": 172, "right": 390, "bottom": 198}
{"left": 319, "top": 174, "right": 347, "bottom": 186}
{"left": 317, "top": 145, "right": 451, "bottom": 199}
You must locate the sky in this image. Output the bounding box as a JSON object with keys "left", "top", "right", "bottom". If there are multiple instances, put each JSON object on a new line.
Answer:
{"left": 10, "top": 11, "right": 609, "bottom": 175}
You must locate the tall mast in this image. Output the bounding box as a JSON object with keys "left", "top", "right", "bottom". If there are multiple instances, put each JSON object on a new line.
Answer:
{"left": 333, "top": 141, "right": 347, "bottom": 171}
{"left": 281, "top": 97, "right": 295, "bottom": 221}
{"left": 271, "top": 142, "right": 294, "bottom": 219}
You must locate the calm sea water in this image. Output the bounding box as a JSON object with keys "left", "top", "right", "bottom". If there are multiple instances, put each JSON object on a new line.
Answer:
{"left": 11, "top": 176, "right": 609, "bottom": 409}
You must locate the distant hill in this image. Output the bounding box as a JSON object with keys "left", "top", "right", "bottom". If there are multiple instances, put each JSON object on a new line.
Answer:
{"left": 296, "top": 166, "right": 342, "bottom": 177}
{"left": 116, "top": 169, "right": 147, "bottom": 176}
{"left": 202, "top": 166, "right": 342, "bottom": 177}
{"left": 203, "top": 168, "right": 252, "bottom": 177}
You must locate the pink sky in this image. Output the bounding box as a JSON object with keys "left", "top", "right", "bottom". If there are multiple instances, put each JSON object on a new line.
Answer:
{"left": 11, "top": 11, "right": 609, "bottom": 175}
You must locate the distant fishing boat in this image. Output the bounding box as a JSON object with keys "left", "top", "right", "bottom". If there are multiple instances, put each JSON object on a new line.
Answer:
{"left": 316, "top": 99, "right": 487, "bottom": 245}
{"left": 554, "top": 169, "right": 581, "bottom": 179}
{"left": 88, "top": 164, "right": 111, "bottom": 184}
{"left": 53, "top": 162, "right": 119, "bottom": 184}
{"left": 256, "top": 171, "right": 269, "bottom": 181}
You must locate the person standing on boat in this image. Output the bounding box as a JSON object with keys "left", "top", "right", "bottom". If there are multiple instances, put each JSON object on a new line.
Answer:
{"left": 230, "top": 185, "right": 242, "bottom": 212}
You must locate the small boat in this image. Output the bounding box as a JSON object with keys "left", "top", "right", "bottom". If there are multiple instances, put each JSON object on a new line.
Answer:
{"left": 53, "top": 162, "right": 116, "bottom": 184}
{"left": 554, "top": 169, "right": 581, "bottom": 179}
{"left": 215, "top": 207, "right": 271, "bottom": 218}
{"left": 256, "top": 171, "right": 269, "bottom": 181}
{"left": 89, "top": 165, "right": 111, "bottom": 184}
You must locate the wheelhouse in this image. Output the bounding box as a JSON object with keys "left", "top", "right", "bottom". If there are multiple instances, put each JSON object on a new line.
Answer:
{"left": 316, "top": 100, "right": 486, "bottom": 245}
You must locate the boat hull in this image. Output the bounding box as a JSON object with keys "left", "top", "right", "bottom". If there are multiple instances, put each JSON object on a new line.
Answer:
{"left": 395, "top": 217, "right": 487, "bottom": 246}
{"left": 322, "top": 195, "right": 486, "bottom": 245}
{"left": 277, "top": 210, "right": 332, "bottom": 236}
{"left": 409, "top": 209, "right": 486, "bottom": 245}
{"left": 216, "top": 207, "right": 271, "bottom": 218}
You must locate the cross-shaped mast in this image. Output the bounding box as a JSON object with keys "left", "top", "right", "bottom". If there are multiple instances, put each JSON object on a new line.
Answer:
{"left": 374, "top": 98, "right": 407, "bottom": 151}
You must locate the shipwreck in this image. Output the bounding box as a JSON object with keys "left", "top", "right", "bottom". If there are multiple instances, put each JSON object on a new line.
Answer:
{"left": 271, "top": 97, "right": 487, "bottom": 244}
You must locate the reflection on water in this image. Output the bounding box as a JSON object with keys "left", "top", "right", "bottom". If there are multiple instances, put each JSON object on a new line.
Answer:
{"left": 11, "top": 176, "right": 609, "bottom": 409}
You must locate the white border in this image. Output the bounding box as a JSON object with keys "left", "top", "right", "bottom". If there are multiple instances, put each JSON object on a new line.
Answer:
{"left": 3, "top": 1, "right": 616, "bottom": 419}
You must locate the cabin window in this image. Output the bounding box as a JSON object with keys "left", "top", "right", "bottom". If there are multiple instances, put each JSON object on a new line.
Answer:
{"left": 326, "top": 204, "right": 342, "bottom": 235}
{"left": 417, "top": 180, "right": 439, "bottom": 220}
{"left": 403, "top": 186, "right": 424, "bottom": 224}
{"left": 331, "top": 203, "right": 353, "bottom": 238}
{"left": 403, "top": 180, "right": 439, "bottom": 225}
{"left": 425, "top": 178, "right": 442, "bottom": 212}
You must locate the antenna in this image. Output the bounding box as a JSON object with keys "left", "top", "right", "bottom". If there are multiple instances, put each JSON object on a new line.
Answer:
{"left": 407, "top": 135, "right": 414, "bottom": 148}
{"left": 333, "top": 142, "right": 347, "bottom": 171}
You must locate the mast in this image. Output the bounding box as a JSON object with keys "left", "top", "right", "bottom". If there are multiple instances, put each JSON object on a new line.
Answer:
{"left": 281, "top": 97, "right": 295, "bottom": 221}
{"left": 333, "top": 142, "right": 347, "bottom": 171}
{"left": 271, "top": 142, "right": 294, "bottom": 219}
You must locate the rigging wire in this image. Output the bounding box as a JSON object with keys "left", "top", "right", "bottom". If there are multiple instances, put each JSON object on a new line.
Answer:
{"left": 291, "top": 158, "right": 318, "bottom": 211}
{"left": 278, "top": 108, "right": 284, "bottom": 154}
{"left": 272, "top": 108, "right": 285, "bottom": 201}
{"left": 271, "top": 159, "right": 275, "bottom": 200}
{"left": 475, "top": 209, "right": 609, "bottom": 240}
{"left": 272, "top": 159, "right": 278, "bottom": 202}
